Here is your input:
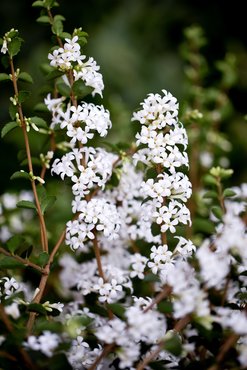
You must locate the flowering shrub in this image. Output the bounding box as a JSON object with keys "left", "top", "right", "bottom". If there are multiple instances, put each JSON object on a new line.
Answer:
{"left": 0, "top": 2, "right": 247, "bottom": 370}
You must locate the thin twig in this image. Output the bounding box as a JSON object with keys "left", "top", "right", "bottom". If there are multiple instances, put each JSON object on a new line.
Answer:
{"left": 207, "top": 332, "right": 239, "bottom": 370}
{"left": 143, "top": 285, "right": 172, "bottom": 313}
{"left": 88, "top": 343, "right": 115, "bottom": 370}
{"left": 9, "top": 58, "right": 48, "bottom": 253}
{"left": 0, "top": 304, "right": 37, "bottom": 369}
{"left": 135, "top": 314, "right": 191, "bottom": 370}
{"left": 136, "top": 342, "right": 164, "bottom": 370}
{"left": 0, "top": 247, "right": 44, "bottom": 273}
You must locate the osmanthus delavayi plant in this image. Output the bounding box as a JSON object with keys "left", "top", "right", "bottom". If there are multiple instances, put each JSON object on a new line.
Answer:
{"left": 0, "top": 1, "right": 247, "bottom": 370}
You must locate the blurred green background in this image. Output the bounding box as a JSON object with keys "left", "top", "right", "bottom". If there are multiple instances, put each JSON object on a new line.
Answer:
{"left": 1, "top": 0, "right": 247, "bottom": 194}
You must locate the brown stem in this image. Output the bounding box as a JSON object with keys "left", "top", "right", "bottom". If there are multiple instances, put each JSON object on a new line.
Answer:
{"left": 26, "top": 226, "right": 67, "bottom": 335}
{"left": 135, "top": 314, "right": 190, "bottom": 370}
{"left": 174, "top": 314, "right": 191, "bottom": 332}
{"left": 40, "top": 165, "right": 47, "bottom": 181}
{"left": 26, "top": 227, "right": 67, "bottom": 334}
{"left": 0, "top": 304, "right": 37, "bottom": 369}
{"left": 47, "top": 8, "right": 64, "bottom": 48}
{"left": 136, "top": 342, "right": 164, "bottom": 370}
{"left": 143, "top": 285, "right": 172, "bottom": 313}
{"left": 88, "top": 343, "right": 115, "bottom": 370}
{"left": 0, "top": 247, "right": 44, "bottom": 273}
{"left": 207, "top": 333, "right": 239, "bottom": 370}
{"left": 9, "top": 58, "right": 48, "bottom": 253}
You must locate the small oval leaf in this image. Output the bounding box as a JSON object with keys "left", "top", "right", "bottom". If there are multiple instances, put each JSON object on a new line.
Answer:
{"left": 16, "top": 200, "right": 37, "bottom": 210}
{"left": 1, "top": 121, "right": 18, "bottom": 138}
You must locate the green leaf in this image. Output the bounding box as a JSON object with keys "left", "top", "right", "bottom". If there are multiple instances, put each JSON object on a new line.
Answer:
{"left": 211, "top": 206, "right": 224, "bottom": 220}
{"left": 46, "top": 68, "right": 64, "bottom": 80}
{"left": 6, "top": 235, "right": 24, "bottom": 254}
{"left": 41, "top": 195, "right": 56, "bottom": 214}
{"left": 54, "top": 15, "right": 65, "bottom": 21}
{"left": 72, "top": 79, "right": 93, "bottom": 99}
{"left": 52, "top": 15, "right": 64, "bottom": 36}
{"left": 10, "top": 170, "right": 30, "bottom": 181}
{"left": 1, "top": 121, "right": 18, "bottom": 138}
{"left": 9, "top": 103, "right": 18, "bottom": 120}
{"left": 37, "top": 252, "right": 49, "bottom": 267}
{"left": 36, "top": 15, "right": 51, "bottom": 24}
{"left": 56, "top": 81, "right": 71, "bottom": 97}
{"left": 107, "top": 303, "right": 125, "bottom": 319}
{"left": 203, "top": 174, "right": 217, "bottom": 186}
{"left": 34, "top": 102, "right": 49, "bottom": 112}
{"left": 18, "top": 90, "right": 31, "bottom": 103}
{"left": 60, "top": 32, "right": 72, "bottom": 40}
{"left": 30, "top": 116, "right": 47, "bottom": 128}
{"left": 16, "top": 200, "right": 37, "bottom": 210}
{"left": 35, "top": 319, "right": 63, "bottom": 333}
{"left": 37, "top": 185, "right": 47, "bottom": 201}
{"left": 193, "top": 218, "right": 215, "bottom": 234}
{"left": 223, "top": 188, "right": 236, "bottom": 198}
{"left": 8, "top": 37, "right": 22, "bottom": 57}
{"left": 151, "top": 222, "right": 160, "bottom": 236}
{"left": 0, "top": 73, "right": 11, "bottom": 82}
{"left": 0, "top": 256, "right": 23, "bottom": 269}
{"left": 32, "top": 0, "right": 45, "bottom": 7}
{"left": 18, "top": 72, "right": 33, "bottom": 84}
{"left": 108, "top": 172, "right": 120, "bottom": 187}
{"left": 28, "top": 303, "right": 47, "bottom": 315}
{"left": 145, "top": 167, "right": 158, "bottom": 179}
{"left": 157, "top": 301, "right": 173, "bottom": 314}
{"left": 44, "top": 0, "right": 58, "bottom": 8}
{"left": 164, "top": 333, "right": 182, "bottom": 356}
{"left": 49, "top": 354, "right": 73, "bottom": 370}
{"left": 143, "top": 273, "right": 159, "bottom": 282}
{"left": 19, "top": 244, "right": 33, "bottom": 259}
{"left": 202, "top": 190, "right": 218, "bottom": 199}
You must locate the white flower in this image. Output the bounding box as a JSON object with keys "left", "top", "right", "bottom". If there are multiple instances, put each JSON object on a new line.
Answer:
{"left": 1, "top": 277, "right": 19, "bottom": 297}
{"left": 126, "top": 305, "right": 166, "bottom": 344}
{"left": 5, "top": 302, "right": 20, "bottom": 319}
{"left": 130, "top": 253, "right": 148, "bottom": 279}
{"left": 95, "top": 317, "right": 127, "bottom": 345}
{"left": 48, "top": 36, "right": 85, "bottom": 71}
{"left": 197, "top": 241, "right": 230, "bottom": 289}
{"left": 132, "top": 90, "right": 179, "bottom": 128}
{"left": 24, "top": 331, "right": 60, "bottom": 357}
{"left": 93, "top": 278, "right": 123, "bottom": 304}
{"left": 1, "top": 39, "right": 8, "bottom": 54}
{"left": 74, "top": 56, "right": 104, "bottom": 97}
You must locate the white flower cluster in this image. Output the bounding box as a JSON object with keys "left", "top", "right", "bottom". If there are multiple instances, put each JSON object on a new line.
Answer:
{"left": 66, "top": 198, "right": 121, "bottom": 250}
{"left": 48, "top": 36, "right": 104, "bottom": 96}
{"left": 133, "top": 90, "right": 188, "bottom": 169}
{"left": 24, "top": 331, "right": 60, "bottom": 357}
{"left": 132, "top": 90, "right": 191, "bottom": 239}
{"left": 52, "top": 147, "right": 117, "bottom": 197}
{"left": 46, "top": 39, "right": 120, "bottom": 251}
{"left": 45, "top": 97, "right": 111, "bottom": 144}
{"left": 95, "top": 297, "right": 166, "bottom": 368}
{"left": 0, "top": 277, "right": 20, "bottom": 301}
{"left": 67, "top": 336, "right": 102, "bottom": 369}
{"left": 167, "top": 261, "right": 211, "bottom": 320}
